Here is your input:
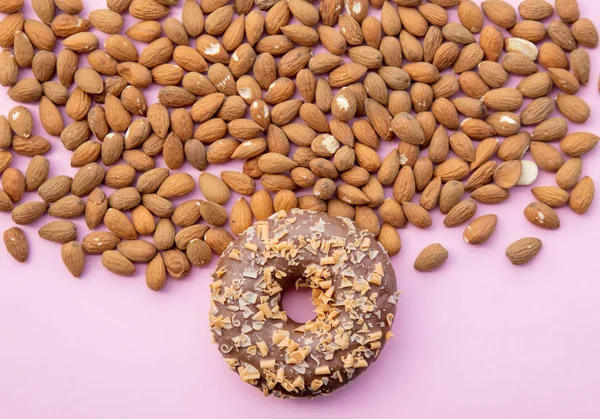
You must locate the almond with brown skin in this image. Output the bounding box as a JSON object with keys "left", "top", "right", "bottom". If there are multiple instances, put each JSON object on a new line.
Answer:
{"left": 220, "top": 171, "right": 256, "bottom": 195}
{"left": 82, "top": 231, "right": 120, "bottom": 254}
{"left": 471, "top": 184, "right": 510, "bottom": 204}
{"left": 38, "top": 175, "right": 72, "bottom": 203}
{"left": 414, "top": 243, "right": 448, "bottom": 272}
{"left": 505, "top": 237, "right": 542, "bottom": 265}
{"left": 162, "top": 249, "right": 191, "bottom": 279}
{"left": 0, "top": 189, "right": 13, "bottom": 212}
{"left": 481, "top": 0, "right": 517, "bottom": 28}
{"left": 61, "top": 241, "right": 85, "bottom": 277}
{"left": 11, "top": 201, "right": 48, "bottom": 225}
{"left": 463, "top": 214, "right": 497, "bottom": 244}
{"left": 520, "top": 97, "right": 555, "bottom": 126}
{"left": 560, "top": 132, "right": 599, "bottom": 157}
{"left": 571, "top": 48, "right": 590, "bottom": 85}
{"left": 439, "top": 180, "right": 464, "bottom": 214}
{"left": 101, "top": 250, "right": 136, "bottom": 276}
{"left": 556, "top": 0, "right": 579, "bottom": 23}
{"left": 24, "top": 156, "right": 48, "bottom": 193}
{"left": 532, "top": 186, "right": 570, "bottom": 208}
{"left": 48, "top": 196, "right": 85, "bottom": 219}
{"left": 117, "top": 240, "right": 157, "bottom": 263}
{"left": 378, "top": 223, "right": 401, "bottom": 256}
{"left": 519, "top": 0, "right": 554, "bottom": 20}
{"left": 39, "top": 220, "right": 78, "bottom": 243}
{"left": 2, "top": 168, "right": 25, "bottom": 203}
{"left": 569, "top": 176, "right": 594, "bottom": 214}
{"left": 530, "top": 142, "right": 564, "bottom": 172}
{"left": 8, "top": 78, "right": 43, "bottom": 103}
{"left": 443, "top": 199, "right": 477, "bottom": 228}
{"left": 186, "top": 239, "right": 213, "bottom": 267}
{"left": 0, "top": 50, "right": 18, "bottom": 87}
{"left": 391, "top": 112, "right": 425, "bottom": 145}
{"left": 556, "top": 94, "right": 591, "bottom": 124}
{"left": 89, "top": 9, "right": 124, "bottom": 34}
{"left": 494, "top": 160, "right": 522, "bottom": 189}
{"left": 204, "top": 227, "right": 233, "bottom": 255}
{"left": 402, "top": 202, "right": 432, "bottom": 229}
{"left": 419, "top": 177, "right": 442, "bottom": 210}
{"left": 434, "top": 158, "right": 470, "bottom": 181}
{"left": 556, "top": 157, "right": 583, "bottom": 190}
{"left": 3, "top": 226, "right": 28, "bottom": 263}
{"left": 199, "top": 172, "right": 231, "bottom": 204}
{"left": 392, "top": 166, "right": 415, "bottom": 203}
{"left": 479, "top": 26, "right": 504, "bottom": 62}
{"left": 524, "top": 201, "right": 560, "bottom": 229}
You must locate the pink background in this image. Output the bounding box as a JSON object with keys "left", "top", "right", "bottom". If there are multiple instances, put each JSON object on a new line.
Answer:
{"left": 1, "top": 0, "right": 600, "bottom": 418}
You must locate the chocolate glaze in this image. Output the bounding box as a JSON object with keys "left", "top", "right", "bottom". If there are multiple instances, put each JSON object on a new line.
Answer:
{"left": 209, "top": 209, "right": 398, "bottom": 397}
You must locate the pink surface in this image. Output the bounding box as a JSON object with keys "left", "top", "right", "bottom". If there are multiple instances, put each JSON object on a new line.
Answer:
{"left": 1, "top": 0, "right": 600, "bottom": 418}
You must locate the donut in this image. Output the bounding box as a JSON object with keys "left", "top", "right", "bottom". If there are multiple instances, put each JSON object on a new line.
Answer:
{"left": 209, "top": 209, "right": 398, "bottom": 398}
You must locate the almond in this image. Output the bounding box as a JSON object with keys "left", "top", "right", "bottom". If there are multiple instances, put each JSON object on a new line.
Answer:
{"left": 560, "top": 132, "right": 599, "bottom": 157}
{"left": 524, "top": 201, "right": 560, "bottom": 229}
{"left": 463, "top": 214, "right": 497, "bottom": 244}
{"left": 571, "top": 48, "right": 590, "bottom": 85}
{"left": 48, "top": 195, "right": 85, "bottom": 218}
{"left": 470, "top": 183, "right": 509, "bottom": 204}
{"left": 402, "top": 202, "right": 432, "bottom": 229}
{"left": 101, "top": 250, "right": 136, "bottom": 276}
{"left": 2, "top": 168, "right": 25, "bottom": 202}
{"left": 89, "top": 9, "right": 124, "bottom": 34}
{"left": 520, "top": 97, "right": 555, "bottom": 126}
{"left": 556, "top": 94, "right": 590, "bottom": 124}
{"left": 439, "top": 180, "right": 464, "bottom": 214}
{"left": 483, "top": 88, "right": 523, "bottom": 112}
{"left": 3, "top": 226, "right": 28, "bottom": 262}
{"left": 85, "top": 188, "right": 108, "bottom": 229}
{"left": 204, "top": 227, "right": 233, "bottom": 255}
{"left": 82, "top": 231, "right": 120, "bottom": 254}
{"left": 481, "top": 0, "right": 517, "bottom": 28}
{"left": 519, "top": 0, "right": 554, "bottom": 20}
{"left": 199, "top": 172, "right": 231, "bottom": 204}
{"left": 556, "top": 0, "right": 579, "bottom": 23}
{"left": 229, "top": 197, "right": 253, "bottom": 236}
{"left": 61, "top": 241, "right": 85, "bottom": 277}
{"left": 556, "top": 157, "right": 582, "bottom": 190}
{"left": 414, "top": 243, "right": 448, "bottom": 272}
{"left": 434, "top": 157, "right": 470, "bottom": 181}
{"left": 145, "top": 253, "right": 167, "bottom": 291}
{"left": 538, "top": 42, "right": 568, "bottom": 69}
{"left": 530, "top": 142, "right": 564, "bottom": 172}
{"left": 471, "top": 137, "right": 500, "bottom": 170}
{"left": 11, "top": 201, "right": 48, "bottom": 225}
{"left": 479, "top": 25, "right": 504, "bottom": 62}
{"left": 493, "top": 160, "right": 522, "bottom": 189}
{"left": 569, "top": 176, "right": 594, "bottom": 214}
{"left": 517, "top": 72, "right": 553, "bottom": 98}
{"left": 464, "top": 161, "right": 496, "bottom": 192}
{"left": 505, "top": 238, "right": 542, "bottom": 265}
{"left": 8, "top": 78, "right": 43, "bottom": 103}
{"left": 532, "top": 186, "right": 570, "bottom": 208}
{"left": 186, "top": 239, "right": 213, "bottom": 267}
{"left": 391, "top": 112, "right": 425, "bottom": 145}
{"left": 39, "top": 220, "right": 78, "bottom": 243}
{"left": 444, "top": 199, "right": 477, "bottom": 227}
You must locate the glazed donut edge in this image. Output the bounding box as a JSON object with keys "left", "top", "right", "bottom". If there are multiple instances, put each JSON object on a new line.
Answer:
{"left": 209, "top": 209, "right": 398, "bottom": 398}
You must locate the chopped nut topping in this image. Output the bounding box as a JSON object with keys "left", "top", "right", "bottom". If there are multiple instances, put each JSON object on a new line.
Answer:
{"left": 315, "top": 365, "right": 331, "bottom": 375}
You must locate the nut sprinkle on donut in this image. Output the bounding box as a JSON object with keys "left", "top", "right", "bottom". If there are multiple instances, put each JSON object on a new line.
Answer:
{"left": 210, "top": 209, "right": 398, "bottom": 398}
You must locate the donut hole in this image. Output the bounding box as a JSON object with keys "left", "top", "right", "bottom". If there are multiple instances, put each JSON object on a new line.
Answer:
{"left": 281, "top": 285, "right": 315, "bottom": 324}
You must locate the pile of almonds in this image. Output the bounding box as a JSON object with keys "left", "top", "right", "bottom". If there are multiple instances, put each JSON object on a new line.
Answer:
{"left": 0, "top": 0, "right": 597, "bottom": 288}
